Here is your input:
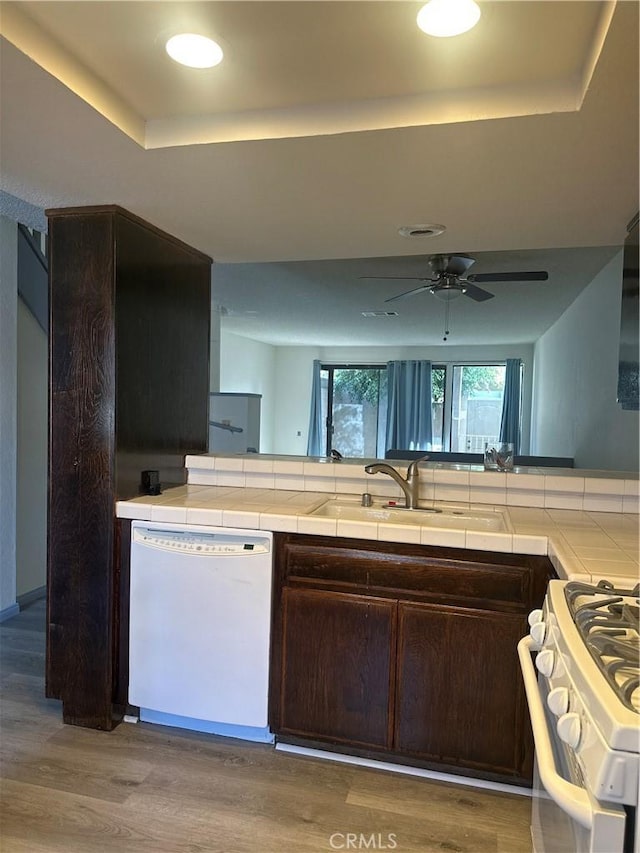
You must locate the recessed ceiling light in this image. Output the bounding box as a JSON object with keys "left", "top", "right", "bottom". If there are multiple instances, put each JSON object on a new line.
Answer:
{"left": 165, "top": 33, "right": 223, "bottom": 68}
{"left": 398, "top": 224, "right": 446, "bottom": 238}
{"left": 416, "top": 0, "right": 481, "bottom": 38}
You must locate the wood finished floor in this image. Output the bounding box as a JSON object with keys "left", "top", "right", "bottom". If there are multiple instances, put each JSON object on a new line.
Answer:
{"left": 1, "top": 600, "right": 533, "bottom": 853}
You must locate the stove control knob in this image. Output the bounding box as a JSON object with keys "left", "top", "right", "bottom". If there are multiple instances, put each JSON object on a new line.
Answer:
{"left": 547, "top": 687, "right": 570, "bottom": 716}
{"left": 535, "top": 649, "right": 555, "bottom": 677}
{"left": 557, "top": 713, "right": 581, "bottom": 749}
{"left": 530, "top": 621, "right": 547, "bottom": 646}
{"left": 528, "top": 609, "right": 544, "bottom": 627}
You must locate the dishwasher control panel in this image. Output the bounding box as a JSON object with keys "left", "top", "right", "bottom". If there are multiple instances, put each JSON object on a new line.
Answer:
{"left": 132, "top": 526, "right": 271, "bottom": 555}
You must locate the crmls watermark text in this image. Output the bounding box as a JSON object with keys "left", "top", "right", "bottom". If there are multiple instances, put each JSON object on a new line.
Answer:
{"left": 329, "top": 833, "right": 398, "bottom": 850}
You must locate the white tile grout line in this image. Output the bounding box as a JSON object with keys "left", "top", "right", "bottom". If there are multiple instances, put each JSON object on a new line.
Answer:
{"left": 275, "top": 742, "right": 532, "bottom": 798}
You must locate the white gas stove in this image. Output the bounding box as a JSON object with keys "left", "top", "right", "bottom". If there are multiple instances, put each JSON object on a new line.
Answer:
{"left": 519, "top": 578, "right": 639, "bottom": 853}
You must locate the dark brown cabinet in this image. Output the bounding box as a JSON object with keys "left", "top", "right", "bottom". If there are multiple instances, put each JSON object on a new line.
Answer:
{"left": 47, "top": 205, "right": 211, "bottom": 730}
{"left": 394, "top": 602, "right": 529, "bottom": 777}
{"left": 270, "top": 534, "right": 553, "bottom": 785}
{"left": 279, "top": 588, "right": 396, "bottom": 749}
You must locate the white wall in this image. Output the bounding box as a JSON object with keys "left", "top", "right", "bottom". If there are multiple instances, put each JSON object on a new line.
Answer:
{"left": 272, "top": 342, "right": 535, "bottom": 457}
{"left": 16, "top": 299, "right": 48, "bottom": 597}
{"left": 0, "top": 216, "right": 18, "bottom": 618}
{"left": 209, "top": 286, "right": 222, "bottom": 394}
{"left": 531, "top": 251, "right": 638, "bottom": 471}
{"left": 219, "top": 331, "right": 277, "bottom": 452}
{"left": 273, "top": 345, "right": 321, "bottom": 455}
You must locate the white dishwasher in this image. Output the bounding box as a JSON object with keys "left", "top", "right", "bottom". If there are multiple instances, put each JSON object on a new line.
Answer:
{"left": 128, "top": 520, "right": 274, "bottom": 743}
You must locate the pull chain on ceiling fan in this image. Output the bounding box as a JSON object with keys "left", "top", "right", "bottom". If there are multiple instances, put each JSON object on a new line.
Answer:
{"left": 443, "top": 293, "right": 452, "bottom": 341}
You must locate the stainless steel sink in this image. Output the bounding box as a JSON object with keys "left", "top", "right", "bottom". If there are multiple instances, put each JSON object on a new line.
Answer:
{"left": 310, "top": 499, "right": 509, "bottom": 531}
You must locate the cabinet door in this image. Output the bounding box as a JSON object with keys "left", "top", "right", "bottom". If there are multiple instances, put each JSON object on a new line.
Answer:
{"left": 277, "top": 588, "right": 396, "bottom": 749}
{"left": 395, "top": 602, "right": 531, "bottom": 779}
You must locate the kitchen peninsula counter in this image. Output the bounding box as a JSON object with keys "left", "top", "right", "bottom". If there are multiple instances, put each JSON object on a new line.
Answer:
{"left": 116, "top": 453, "right": 639, "bottom": 587}
{"left": 114, "top": 454, "right": 639, "bottom": 784}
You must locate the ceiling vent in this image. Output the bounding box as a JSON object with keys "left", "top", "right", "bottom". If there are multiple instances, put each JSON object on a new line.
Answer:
{"left": 398, "top": 224, "right": 446, "bottom": 238}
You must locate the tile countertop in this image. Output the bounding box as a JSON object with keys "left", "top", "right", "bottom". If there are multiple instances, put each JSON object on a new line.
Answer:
{"left": 116, "top": 484, "right": 640, "bottom": 588}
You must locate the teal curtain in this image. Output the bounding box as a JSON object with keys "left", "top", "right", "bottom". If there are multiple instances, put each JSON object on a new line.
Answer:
{"left": 306, "top": 360, "right": 324, "bottom": 456}
{"left": 385, "top": 360, "right": 433, "bottom": 451}
{"left": 499, "top": 358, "right": 522, "bottom": 452}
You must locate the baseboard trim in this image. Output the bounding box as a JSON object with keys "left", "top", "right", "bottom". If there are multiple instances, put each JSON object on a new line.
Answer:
{"left": 275, "top": 743, "right": 532, "bottom": 798}
{"left": 0, "top": 603, "right": 20, "bottom": 623}
{"left": 17, "top": 585, "right": 46, "bottom": 609}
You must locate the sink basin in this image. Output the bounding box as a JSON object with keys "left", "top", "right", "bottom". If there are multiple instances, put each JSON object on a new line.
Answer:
{"left": 310, "top": 500, "right": 509, "bottom": 531}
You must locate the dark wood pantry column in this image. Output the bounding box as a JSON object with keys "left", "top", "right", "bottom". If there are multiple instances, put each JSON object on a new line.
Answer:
{"left": 46, "top": 205, "right": 212, "bottom": 729}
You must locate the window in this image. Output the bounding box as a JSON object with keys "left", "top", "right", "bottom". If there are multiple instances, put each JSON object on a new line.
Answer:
{"left": 321, "top": 365, "right": 387, "bottom": 457}
{"left": 448, "top": 364, "right": 507, "bottom": 452}
{"left": 317, "top": 361, "right": 521, "bottom": 458}
{"left": 431, "top": 365, "right": 446, "bottom": 451}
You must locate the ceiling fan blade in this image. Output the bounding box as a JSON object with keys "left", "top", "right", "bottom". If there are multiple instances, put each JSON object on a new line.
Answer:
{"left": 384, "top": 284, "right": 433, "bottom": 302}
{"left": 466, "top": 270, "right": 549, "bottom": 283}
{"left": 463, "top": 283, "right": 494, "bottom": 302}
{"left": 358, "top": 275, "right": 432, "bottom": 281}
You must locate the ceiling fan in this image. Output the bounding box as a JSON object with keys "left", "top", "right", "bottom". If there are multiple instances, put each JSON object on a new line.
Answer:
{"left": 360, "top": 254, "right": 549, "bottom": 303}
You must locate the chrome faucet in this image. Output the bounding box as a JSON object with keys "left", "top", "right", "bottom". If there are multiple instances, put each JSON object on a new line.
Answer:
{"left": 364, "top": 454, "right": 430, "bottom": 509}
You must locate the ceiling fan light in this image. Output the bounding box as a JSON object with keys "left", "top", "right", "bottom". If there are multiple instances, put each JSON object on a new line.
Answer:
{"left": 417, "top": 0, "right": 481, "bottom": 38}
{"left": 166, "top": 33, "right": 223, "bottom": 68}
{"left": 431, "top": 286, "right": 464, "bottom": 302}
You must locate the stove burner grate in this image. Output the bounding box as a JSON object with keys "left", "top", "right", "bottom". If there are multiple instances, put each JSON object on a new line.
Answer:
{"left": 564, "top": 580, "right": 640, "bottom": 713}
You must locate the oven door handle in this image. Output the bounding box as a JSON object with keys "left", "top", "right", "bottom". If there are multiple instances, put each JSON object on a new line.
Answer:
{"left": 517, "top": 635, "right": 593, "bottom": 830}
